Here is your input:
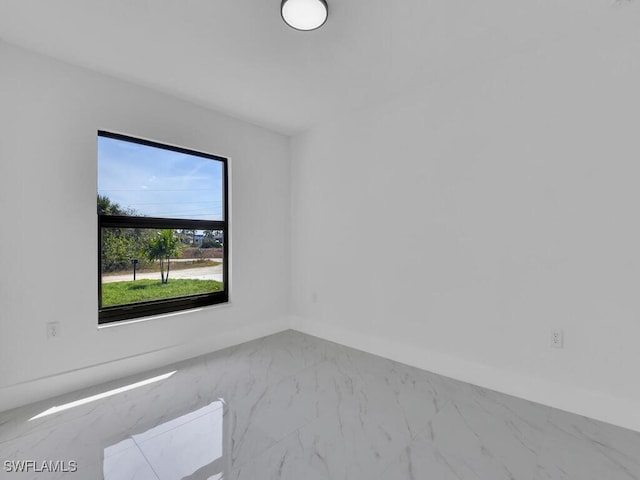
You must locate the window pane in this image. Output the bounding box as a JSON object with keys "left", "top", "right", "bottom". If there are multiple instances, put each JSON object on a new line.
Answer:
{"left": 98, "top": 136, "right": 224, "bottom": 221}
{"left": 100, "top": 227, "right": 224, "bottom": 308}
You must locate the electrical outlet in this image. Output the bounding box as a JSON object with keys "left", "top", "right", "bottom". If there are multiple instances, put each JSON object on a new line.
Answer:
{"left": 47, "top": 322, "right": 60, "bottom": 339}
{"left": 551, "top": 328, "right": 563, "bottom": 348}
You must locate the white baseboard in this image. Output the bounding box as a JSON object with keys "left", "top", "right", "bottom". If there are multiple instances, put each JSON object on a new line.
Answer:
{"left": 6, "top": 312, "right": 639, "bottom": 434}
{"left": 291, "top": 315, "right": 640, "bottom": 433}
{"left": 0, "top": 318, "right": 289, "bottom": 413}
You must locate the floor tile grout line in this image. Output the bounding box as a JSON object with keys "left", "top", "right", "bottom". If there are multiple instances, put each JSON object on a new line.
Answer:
{"left": 130, "top": 436, "right": 163, "bottom": 480}
{"left": 224, "top": 359, "right": 338, "bottom": 473}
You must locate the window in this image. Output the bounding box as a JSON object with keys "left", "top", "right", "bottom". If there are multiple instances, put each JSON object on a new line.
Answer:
{"left": 97, "top": 131, "right": 228, "bottom": 324}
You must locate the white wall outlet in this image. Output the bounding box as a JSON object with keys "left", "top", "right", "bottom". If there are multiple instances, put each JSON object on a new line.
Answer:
{"left": 47, "top": 322, "right": 60, "bottom": 339}
{"left": 551, "top": 328, "right": 563, "bottom": 348}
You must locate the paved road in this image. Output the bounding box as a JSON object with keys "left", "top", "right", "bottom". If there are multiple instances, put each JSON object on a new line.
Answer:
{"left": 102, "top": 263, "right": 223, "bottom": 283}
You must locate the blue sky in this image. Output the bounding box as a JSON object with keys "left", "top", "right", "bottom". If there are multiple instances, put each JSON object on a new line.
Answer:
{"left": 98, "top": 136, "right": 224, "bottom": 221}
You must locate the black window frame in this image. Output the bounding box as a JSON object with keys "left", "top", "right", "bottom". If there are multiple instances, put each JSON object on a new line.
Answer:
{"left": 97, "top": 131, "right": 229, "bottom": 324}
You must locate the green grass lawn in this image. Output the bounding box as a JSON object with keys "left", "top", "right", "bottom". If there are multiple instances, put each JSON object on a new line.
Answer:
{"left": 102, "top": 279, "right": 223, "bottom": 307}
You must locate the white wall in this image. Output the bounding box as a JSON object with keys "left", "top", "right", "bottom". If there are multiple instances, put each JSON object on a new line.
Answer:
{"left": 291, "top": 18, "right": 640, "bottom": 431}
{"left": 3, "top": 10, "right": 640, "bottom": 433}
{"left": 0, "top": 41, "right": 291, "bottom": 412}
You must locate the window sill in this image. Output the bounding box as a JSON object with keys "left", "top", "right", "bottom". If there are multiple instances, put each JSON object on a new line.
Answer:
{"left": 97, "top": 300, "right": 232, "bottom": 330}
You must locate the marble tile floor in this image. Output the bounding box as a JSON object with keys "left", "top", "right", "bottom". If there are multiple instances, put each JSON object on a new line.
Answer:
{"left": 1, "top": 330, "right": 640, "bottom": 480}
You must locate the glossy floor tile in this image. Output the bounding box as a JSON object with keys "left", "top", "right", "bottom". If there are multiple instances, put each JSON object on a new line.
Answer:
{"left": 1, "top": 330, "right": 639, "bottom": 479}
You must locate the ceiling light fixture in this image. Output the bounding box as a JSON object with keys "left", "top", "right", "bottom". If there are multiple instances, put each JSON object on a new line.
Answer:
{"left": 281, "top": 0, "right": 328, "bottom": 31}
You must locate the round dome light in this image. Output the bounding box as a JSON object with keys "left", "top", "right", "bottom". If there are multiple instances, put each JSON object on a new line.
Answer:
{"left": 281, "top": 0, "right": 328, "bottom": 31}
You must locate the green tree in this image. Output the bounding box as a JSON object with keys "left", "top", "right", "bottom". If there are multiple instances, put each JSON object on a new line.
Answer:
{"left": 144, "top": 229, "right": 182, "bottom": 284}
{"left": 98, "top": 194, "right": 151, "bottom": 273}
{"left": 97, "top": 194, "right": 126, "bottom": 215}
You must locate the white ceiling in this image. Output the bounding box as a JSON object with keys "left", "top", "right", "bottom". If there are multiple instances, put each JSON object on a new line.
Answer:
{"left": 0, "top": 0, "right": 637, "bottom": 135}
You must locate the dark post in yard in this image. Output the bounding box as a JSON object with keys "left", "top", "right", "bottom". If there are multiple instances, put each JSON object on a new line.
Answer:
{"left": 132, "top": 259, "right": 138, "bottom": 281}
